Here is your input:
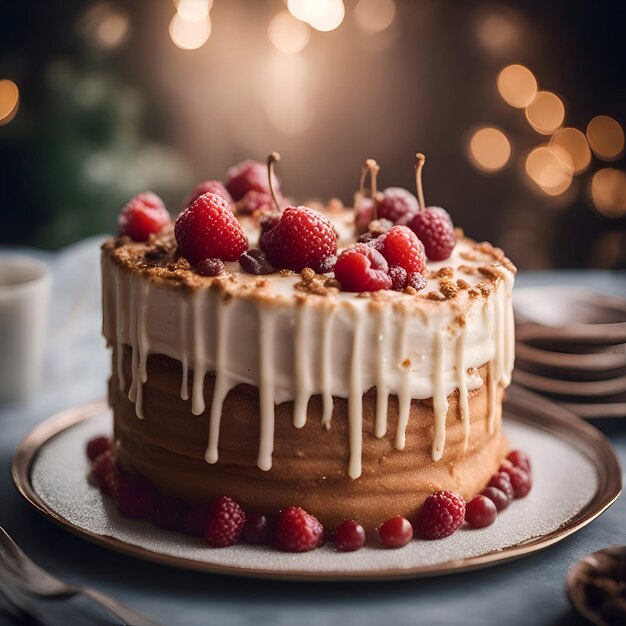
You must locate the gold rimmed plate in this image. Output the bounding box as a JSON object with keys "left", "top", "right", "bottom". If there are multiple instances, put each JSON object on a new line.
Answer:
{"left": 12, "top": 387, "right": 622, "bottom": 581}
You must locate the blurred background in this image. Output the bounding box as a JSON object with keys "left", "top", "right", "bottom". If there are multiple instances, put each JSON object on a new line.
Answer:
{"left": 1, "top": 0, "right": 625, "bottom": 269}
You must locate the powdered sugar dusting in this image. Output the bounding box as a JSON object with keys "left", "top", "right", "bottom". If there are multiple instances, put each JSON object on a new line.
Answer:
{"left": 31, "top": 410, "right": 597, "bottom": 577}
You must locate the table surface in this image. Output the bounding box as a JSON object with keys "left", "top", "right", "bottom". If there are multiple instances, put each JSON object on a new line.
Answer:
{"left": 1, "top": 237, "right": 625, "bottom": 626}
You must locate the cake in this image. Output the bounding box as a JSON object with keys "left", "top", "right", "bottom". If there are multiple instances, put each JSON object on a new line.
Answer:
{"left": 99, "top": 155, "right": 517, "bottom": 534}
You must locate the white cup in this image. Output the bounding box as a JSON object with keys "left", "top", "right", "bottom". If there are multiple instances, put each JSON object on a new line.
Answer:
{"left": 0, "top": 255, "right": 52, "bottom": 403}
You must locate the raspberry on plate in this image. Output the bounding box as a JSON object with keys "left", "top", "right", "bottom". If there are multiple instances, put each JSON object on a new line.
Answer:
{"left": 112, "top": 473, "right": 161, "bottom": 519}
{"left": 503, "top": 466, "right": 532, "bottom": 498}
{"left": 260, "top": 206, "right": 337, "bottom": 273}
{"left": 480, "top": 486, "right": 510, "bottom": 512}
{"left": 86, "top": 436, "right": 111, "bottom": 462}
{"left": 175, "top": 192, "right": 248, "bottom": 264}
{"left": 488, "top": 471, "right": 515, "bottom": 503}
{"left": 182, "top": 505, "right": 212, "bottom": 537}
{"left": 507, "top": 450, "right": 532, "bottom": 474}
{"left": 118, "top": 192, "right": 171, "bottom": 242}
{"left": 154, "top": 496, "right": 187, "bottom": 531}
{"left": 88, "top": 449, "right": 115, "bottom": 495}
{"left": 408, "top": 207, "right": 456, "bottom": 262}
{"left": 204, "top": 496, "right": 246, "bottom": 548}
{"left": 418, "top": 489, "right": 466, "bottom": 539}
{"left": 274, "top": 506, "right": 324, "bottom": 552}
{"left": 187, "top": 180, "right": 233, "bottom": 207}
{"left": 242, "top": 512, "right": 274, "bottom": 545}
{"left": 379, "top": 225, "right": 427, "bottom": 274}
{"left": 226, "top": 159, "right": 280, "bottom": 201}
{"left": 376, "top": 187, "right": 419, "bottom": 224}
{"left": 333, "top": 244, "right": 392, "bottom": 292}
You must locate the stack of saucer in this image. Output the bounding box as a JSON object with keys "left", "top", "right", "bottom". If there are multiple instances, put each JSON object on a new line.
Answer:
{"left": 512, "top": 287, "right": 626, "bottom": 419}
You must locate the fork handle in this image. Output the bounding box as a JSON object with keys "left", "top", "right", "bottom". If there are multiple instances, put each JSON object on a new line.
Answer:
{"left": 81, "top": 588, "right": 160, "bottom": 626}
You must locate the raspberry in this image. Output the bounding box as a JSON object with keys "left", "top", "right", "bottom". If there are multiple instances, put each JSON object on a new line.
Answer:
{"left": 480, "top": 486, "right": 509, "bottom": 512}
{"left": 488, "top": 471, "right": 514, "bottom": 503}
{"left": 406, "top": 272, "right": 427, "bottom": 291}
{"left": 408, "top": 207, "right": 456, "bottom": 261}
{"left": 418, "top": 490, "right": 466, "bottom": 540}
{"left": 317, "top": 255, "right": 336, "bottom": 273}
{"left": 260, "top": 206, "right": 337, "bottom": 273}
{"left": 196, "top": 258, "right": 225, "bottom": 277}
{"left": 204, "top": 496, "right": 245, "bottom": 548}
{"left": 274, "top": 506, "right": 324, "bottom": 552}
{"left": 175, "top": 192, "right": 248, "bottom": 264}
{"left": 187, "top": 180, "right": 233, "bottom": 207}
{"left": 334, "top": 244, "right": 392, "bottom": 292}
{"left": 389, "top": 265, "right": 408, "bottom": 290}
{"left": 89, "top": 450, "right": 115, "bottom": 495}
{"left": 242, "top": 512, "right": 274, "bottom": 544}
{"left": 503, "top": 466, "right": 532, "bottom": 498}
{"left": 507, "top": 450, "right": 531, "bottom": 474}
{"left": 335, "top": 520, "right": 366, "bottom": 552}
{"left": 236, "top": 190, "right": 275, "bottom": 215}
{"left": 379, "top": 225, "right": 426, "bottom": 274}
{"left": 354, "top": 196, "right": 376, "bottom": 232}
{"left": 378, "top": 516, "right": 413, "bottom": 548}
{"left": 376, "top": 187, "right": 419, "bottom": 223}
{"left": 86, "top": 436, "right": 111, "bottom": 462}
{"left": 465, "top": 495, "right": 497, "bottom": 528}
{"left": 225, "top": 159, "right": 279, "bottom": 201}
{"left": 154, "top": 497, "right": 187, "bottom": 531}
{"left": 182, "top": 505, "right": 212, "bottom": 537}
{"left": 239, "top": 248, "right": 275, "bottom": 275}
{"left": 112, "top": 473, "right": 161, "bottom": 519}
{"left": 118, "top": 192, "right": 171, "bottom": 242}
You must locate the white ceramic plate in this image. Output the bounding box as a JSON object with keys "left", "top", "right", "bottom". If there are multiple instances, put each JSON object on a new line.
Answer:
{"left": 12, "top": 387, "right": 622, "bottom": 581}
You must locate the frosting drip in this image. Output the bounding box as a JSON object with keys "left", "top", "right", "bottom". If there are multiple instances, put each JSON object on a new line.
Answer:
{"left": 102, "top": 241, "right": 515, "bottom": 480}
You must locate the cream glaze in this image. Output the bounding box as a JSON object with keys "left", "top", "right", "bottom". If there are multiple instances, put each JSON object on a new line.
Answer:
{"left": 101, "top": 235, "right": 515, "bottom": 480}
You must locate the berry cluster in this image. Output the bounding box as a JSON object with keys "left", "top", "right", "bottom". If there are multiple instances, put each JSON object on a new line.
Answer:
{"left": 334, "top": 226, "right": 427, "bottom": 292}
{"left": 86, "top": 436, "right": 531, "bottom": 554}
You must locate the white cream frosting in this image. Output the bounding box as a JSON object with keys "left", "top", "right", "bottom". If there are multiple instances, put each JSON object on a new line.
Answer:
{"left": 102, "top": 238, "right": 515, "bottom": 480}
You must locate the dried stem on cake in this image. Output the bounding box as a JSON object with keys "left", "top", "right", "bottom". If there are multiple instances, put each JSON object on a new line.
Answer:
{"left": 358, "top": 158, "right": 380, "bottom": 221}
{"left": 267, "top": 151, "right": 281, "bottom": 212}
{"left": 415, "top": 152, "right": 426, "bottom": 210}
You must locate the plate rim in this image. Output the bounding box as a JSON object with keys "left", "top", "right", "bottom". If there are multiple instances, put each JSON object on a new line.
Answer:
{"left": 11, "top": 388, "right": 623, "bottom": 582}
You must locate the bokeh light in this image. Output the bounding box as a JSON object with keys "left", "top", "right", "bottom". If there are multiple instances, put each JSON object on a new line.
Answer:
{"left": 586, "top": 115, "right": 625, "bottom": 161}
{"left": 307, "top": 0, "right": 345, "bottom": 32}
{"left": 468, "top": 126, "right": 511, "bottom": 172}
{"left": 263, "top": 53, "right": 313, "bottom": 134}
{"left": 287, "top": 0, "right": 325, "bottom": 23}
{"left": 176, "top": 0, "right": 212, "bottom": 22}
{"left": 354, "top": 0, "right": 396, "bottom": 33}
{"left": 77, "top": 2, "right": 130, "bottom": 50}
{"left": 590, "top": 168, "right": 626, "bottom": 218}
{"left": 497, "top": 64, "right": 537, "bottom": 108}
{"left": 169, "top": 12, "right": 211, "bottom": 50}
{"left": 0, "top": 80, "right": 19, "bottom": 126}
{"left": 525, "top": 91, "right": 565, "bottom": 135}
{"left": 549, "top": 127, "right": 592, "bottom": 175}
{"left": 268, "top": 11, "right": 310, "bottom": 54}
{"left": 525, "top": 145, "right": 573, "bottom": 196}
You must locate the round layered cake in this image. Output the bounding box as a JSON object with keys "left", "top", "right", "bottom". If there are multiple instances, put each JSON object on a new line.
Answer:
{"left": 102, "top": 202, "right": 516, "bottom": 530}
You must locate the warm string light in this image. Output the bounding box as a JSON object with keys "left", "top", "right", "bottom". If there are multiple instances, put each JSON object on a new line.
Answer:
{"left": 170, "top": 0, "right": 211, "bottom": 50}
{"left": 0, "top": 79, "right": 19, "bottom": 126}
{"left": 354, "top": 0, "right": 396, "bottom": 33}
{"left": 268, "top": 11, "right": 310, "bottom": 54}
{"left": 590, "top": 168, "right": 626, "bottom": 218}
{"left": 549, "top": 128, "right": 591, "bottom": 175}
{"left": 468, "top": 126, "right": 511, "bottom": 172}
{"left": 586, "top": 115, "right": 625, "bottom": 161}
{"left": 497, "top": 64, "right": 537, "bottom": 108}
{"left": 525, "top": 91, "right": 565, "bottom": 135}
{"left": 287, "top": 0, "right": 345, "bottom": 33}
{"left": 525, "top": 145, "right": 573, "bottom": 196}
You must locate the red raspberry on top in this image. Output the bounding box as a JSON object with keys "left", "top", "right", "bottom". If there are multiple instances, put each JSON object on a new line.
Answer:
{"left": 204, "top": 496, "right": 246, "bottom": 548}
{"left": 408, "top": 207, "right": 456, "bottom": 261}
{"left": 274, "top": 506, "right": 324, "bottom": 552}
{"left": 260, "top": 206, "right": 337, "bottom": 272}
{"left": 175, "top": 192, "right": 248, "bottom": 264}
{"left": 236, "top": 190, "right": 275, "bottom": 216}
{"left": 376, "top": 187, "right": 419, "bottom": 224}
{"left": 187, "top": 180, "right": 233, "bottom": 207}
{"left": 379, "top": 225, "right": 426, "bottom": 274}
{"left": 334, "top": 244, "right": 392, "bottom": 292}
{"left": 118, "top": 192, "right": 171, "bottom": 242}
{"left": 225, "top": 159, "right": 280, "bottom": 201}
{"left": 418, "top": 489, "right": 466, "bottom": 540}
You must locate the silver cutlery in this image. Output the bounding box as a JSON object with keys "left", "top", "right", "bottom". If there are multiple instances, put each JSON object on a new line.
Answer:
{"left": 0, "top": 527, "right": 160, "bottom": 626}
